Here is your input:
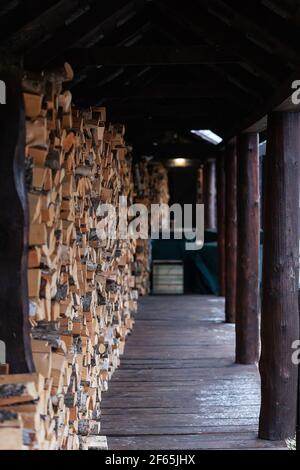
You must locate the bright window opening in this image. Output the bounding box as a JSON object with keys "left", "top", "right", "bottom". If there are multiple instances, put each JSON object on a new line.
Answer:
{"left": 191, "top": 129, "right": 223, "bottom": 145}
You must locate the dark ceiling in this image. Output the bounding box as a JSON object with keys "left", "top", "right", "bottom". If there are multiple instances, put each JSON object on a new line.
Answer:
{"left": 0, "top": 0, "right": 299, "bottom": 158}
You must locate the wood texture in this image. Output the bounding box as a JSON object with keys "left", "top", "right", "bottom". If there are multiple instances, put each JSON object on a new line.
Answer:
{"left": 204, "top": 159, "right": 217, "bottom": 230}
{"left": 225, "top": 143, "right": 237, "bottom": 323}
{"left": 0, "top": 70, "right": 34, "bottom": 373}
{"left": 68, "top": 46, "right": 240, "bottom": 67}
{"left": 259, "top": 112, "right": 300, "bottom": 440}
{"left": 236, "top": 133, "right": 260, "bottom": 364}
{"left": 217, "top": 153, "right": 226, "bottom": 296}
{"left": 101, "top": 295, "right": 286, "bottom": 450}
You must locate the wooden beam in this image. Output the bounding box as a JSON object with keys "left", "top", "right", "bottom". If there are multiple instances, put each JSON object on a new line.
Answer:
{"left": 206, "top": 0, "right": 300, "bottom": 65}
{"left": 2, "top": 0, "right": 80, "bottom": 53}
{"left": 154, "top": 0, "right": 284, "bottom": 86}
{"left": 67, "top": 46, "right": 239, "bottom": 67}
{"left": 235, "top": 133, "right": 260, "bottom": 364}
{"left": 133, "top": 143, "right": 215, "bottom": 159}
{"left": 225, "top": 141, "right": 237, "bottom": 323}
{"left": 149, "top": 3, "right": 268, "bottom": 100}
{"left": 0, "top": 70, "right": 35, "bottom": 373}
{"left": 203, "top": 160, "right": 217, "bottom": 230}
{"left": 25, "top": 0, "right": 137, "bottom": 68}
{"left": 90, "top": 83, "right": 245, "bottom": 100}
{"left": 217, "top": 152, "right": 226, "bottom": 297}
{"left": 259, "top": 111, "right": 300, "bottom": 440}
{"left": 224, "top": 71, "right": 300, "bottom": 140}
{"left": 108, "top": 103, "right": 227, "bottom": 117}
{"left": 121, "top": 118, "right": 223, "bottom": 133}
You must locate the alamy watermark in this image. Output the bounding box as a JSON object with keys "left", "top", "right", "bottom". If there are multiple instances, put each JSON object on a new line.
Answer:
{"left": 96, "top": 197, "right": 204, "bottom": 250}
{"left": 0, "top": 80, "right": 6, "bottom": 104}
{"left": 291, "top": 80, "right": 300, "bottom": 105}
{"left": 291, "top": 340, "right": 300, "bottom": 365}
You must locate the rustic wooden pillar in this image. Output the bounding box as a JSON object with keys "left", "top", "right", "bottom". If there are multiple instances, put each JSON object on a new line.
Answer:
{"left": 204, "top": 159, "right": 217, "bottom": 230}
{"left": 236, "top": 133, "right": 260, "bottom": 364}
{"left": 217, "top": 153, "right": 226, "bottom": 297}
{"left": 259, "top": 111, "right": 300, "bottom": 440}
{"left": 0, "top": 70, "right": 35, "bottom": 373}
{"left": 225, "top": 142, "right": 237, "bottom": 323}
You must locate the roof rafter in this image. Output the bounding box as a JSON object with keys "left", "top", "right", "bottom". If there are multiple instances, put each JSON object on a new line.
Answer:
{"left": 153, "top": 0, "right": 286, "bottom": 87}
{"left": 25, "top": 0, "right": 146, "bottom": 68}
{"left": 206, "top": 0, "right": 300, "bottom": 66}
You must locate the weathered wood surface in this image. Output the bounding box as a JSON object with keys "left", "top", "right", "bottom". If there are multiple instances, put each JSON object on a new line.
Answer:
{"left": 259, "top": 112, "right": 300, "bottom": 440}
{"left": 225, "top": 143, "right": 237, "bottom": 323}
{"left": 217, "top": 153, "right": 226, "bottom": 296}
{"left": 101, "top": 296, "right": 286, "bottom": 450}
{"left": 0, "top": 71, "right": 34, "bottom": 373}
{"left": 236, "top": 133, "right": 260, "bottom": 364}
{"left": 204, "top": 159, "right": 217, "bottom": 230}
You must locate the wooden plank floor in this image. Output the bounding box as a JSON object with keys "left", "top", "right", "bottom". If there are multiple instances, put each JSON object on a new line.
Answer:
{"left": 101, "top": 295, "right": 286, "bottom": 450}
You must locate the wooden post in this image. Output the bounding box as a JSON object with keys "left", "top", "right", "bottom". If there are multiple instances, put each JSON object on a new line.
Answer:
{"left": 217, "top": 153, "right": 226, "bottom": 297}
{"left": 204, "top": 159, "right": 217, "bottom": 230}
{"left": 0, "top": 70, "right": 35, "bottom": 373}
{"left": 236, "top": 133, "right": 260, "bottom": 364}
{"left": 225, "top": 142, "right": 237, "bottom": 323}
{"left": 259, "top": 111, "right": 300, "bottom": 440}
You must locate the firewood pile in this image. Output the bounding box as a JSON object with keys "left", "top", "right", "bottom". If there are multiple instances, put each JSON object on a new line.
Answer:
{"left": 131, "top": 159, "right": 170, "bottom": 295}
{"left": 0, "top": 63, "right": 143, "bottom": 450}
{"left": 148, "top": 161, "right": 170, "bottom": 205}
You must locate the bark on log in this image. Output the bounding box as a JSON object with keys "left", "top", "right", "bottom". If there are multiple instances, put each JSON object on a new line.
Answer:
{"left": 259, "top": 111, "right": 300, "bottom": 440}
{"left": 204, "top": 159, "right": 217, "bottom": 230}
{"left": 225, "top": 142, "right": 237, "bottom": 323}
{"left": 217, "top": 153, "right": 226, "bottom": 297}
{"left": 0, "top": 70, "right": 34, "bottom": 373}
{"left": 236, "top": 133, "right": 260, "bottom": 364}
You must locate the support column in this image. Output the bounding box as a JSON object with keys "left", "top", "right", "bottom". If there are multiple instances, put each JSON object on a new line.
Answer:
{"left": 204, "top": 159, "right": 217, "bottom": 230}
{"left": 259, "top": 112, "right": 300, "bottom": 440}
{"left": 225, "top": 142, "right": 237, "bottom": 323}
{"left": 0, "top": 70, "right": 34, "bottom": 373}
{"left": 217, "top": 153, "right": 226, "bottom": 297}
{"left": 236, "top": 133, "right": 260, "bottom": 364}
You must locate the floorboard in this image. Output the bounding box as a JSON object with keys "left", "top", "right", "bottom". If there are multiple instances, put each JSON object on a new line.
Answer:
{"left": 100, "top": 296, "right": 287, "bottom": 450}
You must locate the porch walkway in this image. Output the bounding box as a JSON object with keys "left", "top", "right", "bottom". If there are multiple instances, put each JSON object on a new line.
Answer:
{"left": 101, "top": 296, "right": 286, "bottom": 450}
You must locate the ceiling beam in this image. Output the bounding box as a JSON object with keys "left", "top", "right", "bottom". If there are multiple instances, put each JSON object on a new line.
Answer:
{"left": 2, "top": 0, "right": 81, "bottom": 53}
{"left": 206, "top": 0, "right": 300, "bottom": 66}
{"left": 82, "top": 83, "right": 245, "bottom": 100}
{"left": 223, "top": 69, "right": 300, "bottom": 142}
{"left": 147, "top": 7, "right": 267, "bottom": 102}
{"left": 67, "top": 12, "right": 152, "bottom": 91}
{"left": 109, "top": 115, "right": 231, "bottom": 134}
{"left": 25, "top": 0, "right": 141, "bottom": 68}
{"left": 132, "top": 143, "right": 216, "bottom": 159}
{"left": 67, "top": 45, "right": 240, "bottom": 67}
{"left": 153, "top": 0, "right": 285, "bottom": 87}
{"left": 71, "top": 65, "right": 157, "bottom": 104}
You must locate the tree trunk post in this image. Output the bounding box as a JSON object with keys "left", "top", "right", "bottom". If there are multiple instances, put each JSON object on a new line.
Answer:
{"left": 259, "top": 111, "right": 300, "bottom": 440}
{"left": 217, "top": 153, "right": 226, "bottom": 297}
{"left": 0, "top": 70, "right": 35, "bottom": 373}
{"left": 236, "top": 133, "right": 260, "bottom": 364}
{"left": 204, "top": 159, "right": 217, "bottom": 230}
{"left": 225, "top": 141, "right": 237, "bottom": 323}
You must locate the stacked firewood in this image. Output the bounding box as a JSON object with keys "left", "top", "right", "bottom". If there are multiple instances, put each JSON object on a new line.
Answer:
{"left": 0, "top": 63, "right": 139, "bottom": 450}
{"left": 132, "top": 160, "right": 151, "bottom": 295}
{"left": 148, "top": 161, "right": 170, "bottom": 205}
{"left": 132, "top": 160, "right": 170, "bottom": 295}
